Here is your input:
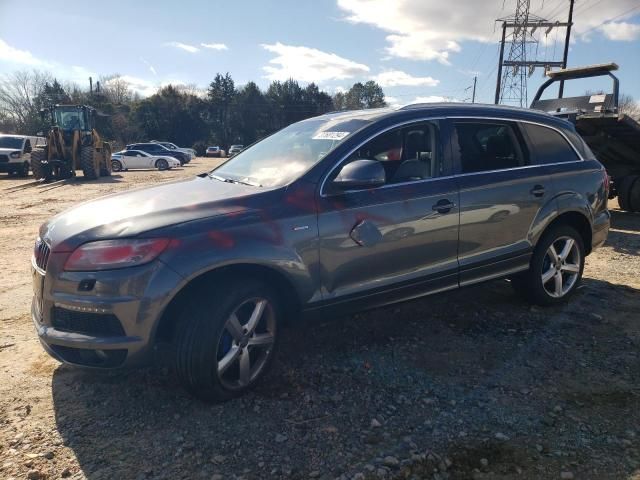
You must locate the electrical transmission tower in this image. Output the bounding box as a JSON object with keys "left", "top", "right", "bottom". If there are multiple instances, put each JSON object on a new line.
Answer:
{"left": 494, "top": 0, "right": 572, "bottom": 107}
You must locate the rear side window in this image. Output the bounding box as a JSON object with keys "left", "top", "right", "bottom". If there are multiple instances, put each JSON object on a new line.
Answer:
{"left": 521, "top": 123, "right": 580, "bottom": 164}
{"left": 454, "top": 122, "right": 527, "bottom": 173}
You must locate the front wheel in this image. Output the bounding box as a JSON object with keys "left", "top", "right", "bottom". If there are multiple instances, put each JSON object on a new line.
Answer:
{"left": 175, "top": 279, "right": 280, "bottom": 402}
{"left": 111, "top": 159, "right": 123, "bottom": 172}
{"left": 156, "top": 158, "right": 169, "bottom": 170}
{"left": 17, "top": 161, "right": 30, "bottom": 177}
{"left": 30, "top": 150, "right": 51, "bottom": 181}
{"left": 511, "top": 225, "right": 585, "bottom": 306}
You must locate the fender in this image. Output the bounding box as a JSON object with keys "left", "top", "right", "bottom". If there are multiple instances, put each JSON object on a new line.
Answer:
{"left": 530, "top": 190, "right": 593, "bottom": 248}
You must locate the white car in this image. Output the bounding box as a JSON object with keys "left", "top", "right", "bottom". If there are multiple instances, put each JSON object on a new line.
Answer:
{"left": 0, "top": 134, "right": 45, "bottom": 177}
{"left": 111, "top": 150, "right": 181, "bottom": 171}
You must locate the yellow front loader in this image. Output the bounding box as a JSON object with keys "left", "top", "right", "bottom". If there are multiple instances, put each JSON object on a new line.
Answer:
{"left": 31, "top": 104, "right": 112, "bottom": 181}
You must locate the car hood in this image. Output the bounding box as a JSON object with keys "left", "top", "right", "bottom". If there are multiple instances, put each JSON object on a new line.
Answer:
{"left": 40, "top": 175, "right": 281, "bottom": 252}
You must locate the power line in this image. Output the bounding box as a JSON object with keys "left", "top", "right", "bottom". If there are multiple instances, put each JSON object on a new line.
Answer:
{"left": 580, "top": 4, "right": 640, "bottom": 36}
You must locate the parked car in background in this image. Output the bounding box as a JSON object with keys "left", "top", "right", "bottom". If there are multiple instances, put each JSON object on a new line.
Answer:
{"left": 111, "top": 150, "right": 181, "bottom": 171}
{"left": 206, "top": 146, "right": 224, "bottom": 157}
{"left": 30, "top": 104, "right": 609, "bottom": 402}
{"left": 150, "top": 140, "right": 196, "bottom": 160}
{"left": 228, "top": 144, "right": 244, "bottom": 157}
{"left": 0, "top": 134, "right": 44, "bottom": 177}
{"left": 126, "top": 143, "right": 189, "bottom": 165}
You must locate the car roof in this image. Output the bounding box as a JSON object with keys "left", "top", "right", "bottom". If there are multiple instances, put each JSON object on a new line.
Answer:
{"left": 311, "top": 103, "right": 573, "bottom": 130}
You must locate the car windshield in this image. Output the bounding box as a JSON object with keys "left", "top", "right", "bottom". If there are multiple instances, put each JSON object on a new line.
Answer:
{"left": 0, "top": 136, "right": 23, "bottom": 149}
{"left": 211, "top": 116, "right": 370, "bottom": 187}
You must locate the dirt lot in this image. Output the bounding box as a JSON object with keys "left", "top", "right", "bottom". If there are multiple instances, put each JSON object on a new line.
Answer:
{"left": 1, "top": 158, "right": 639, "bottom": 480}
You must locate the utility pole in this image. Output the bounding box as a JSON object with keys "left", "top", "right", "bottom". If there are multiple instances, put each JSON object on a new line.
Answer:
{"left": 494, "top": 0, "right": 570, "bottom": 106}
{"left": 494, "top": 22, "right": 507, "bottom": 104}
{"left": 558, "top": 0, "right": 575, "bottom": 98}
{"left": 471, "top": 76, "right": 477, "bottom": 103}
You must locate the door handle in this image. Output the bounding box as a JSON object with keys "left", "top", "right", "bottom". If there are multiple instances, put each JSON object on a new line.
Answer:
{"left": 432, "top": 199, "right": 456, "bottom": 214}
{"left": 530, "top": 185, "right": 545, "bottom": 197}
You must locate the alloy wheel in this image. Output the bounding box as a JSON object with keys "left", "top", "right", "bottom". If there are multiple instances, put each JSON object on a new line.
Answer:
{"left": 216, "top": 297, "right": 276, "bottom": 389}
{"left": 541, "top": 236, "right": 581, "bottom": 298}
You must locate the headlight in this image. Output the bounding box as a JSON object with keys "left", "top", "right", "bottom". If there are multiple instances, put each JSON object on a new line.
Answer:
{"left": 10, "top": 151, "right": 20, "bottom": 159}
{"left": 64, "top": 238, "right": 170, "bottom": 271}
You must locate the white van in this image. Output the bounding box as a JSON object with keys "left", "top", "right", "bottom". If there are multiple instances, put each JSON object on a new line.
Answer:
{"left": 0, "top": 134, "right": 46, "bottom": 177}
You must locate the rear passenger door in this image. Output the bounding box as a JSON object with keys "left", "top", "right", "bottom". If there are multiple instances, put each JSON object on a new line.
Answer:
{"left": 451, "top": 119, "right": 553, "bottom": 285}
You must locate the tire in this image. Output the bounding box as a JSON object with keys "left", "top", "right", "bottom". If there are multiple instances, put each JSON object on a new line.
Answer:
{"left": 175, "top": 278, "right": 281, "bottom": 403}
{"left": 617, "top": 175, "right": 638, "bottom": 212}
{"left": 626, "top": 176, "right": 640, "bottom": 212}
{"left": 17, "top": 161, "right": 30, "bottom": 177}
{"left": 81, "top": 146, "right": 99, "bottom": 180}
{"left": 156, "top": 158, "right": 169, "bottom": 171}
{"left": 511, "top": 225, "right": 585, "bottom": 306}
{"left": 100, "top": 145, "right": 112, "bottom": 177}
{"left": 111, "top": 159, "right": 123, "bottom": 172}
{"left": 30, "top": 149, "right": 51, "bottom": 181}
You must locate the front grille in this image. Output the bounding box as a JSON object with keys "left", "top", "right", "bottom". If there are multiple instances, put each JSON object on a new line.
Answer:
{"left": 0, "top": 154, "right": 8, "bottom": 163}
{"left": 34, "top": 239, "right": 51, "bottom": 271}
{"left": 51, "top": 307, "right": 126, "bottom": 337}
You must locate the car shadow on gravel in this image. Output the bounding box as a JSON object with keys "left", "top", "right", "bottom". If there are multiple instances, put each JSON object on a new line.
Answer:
{"left": 50, "top": 276, "right": 640, "bottom": 480}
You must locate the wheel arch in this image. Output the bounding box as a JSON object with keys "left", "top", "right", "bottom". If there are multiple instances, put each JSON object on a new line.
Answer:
{"left": 154, "top": 263, "right": 302, "bottom": 345}
{"left": 538, "top": 210, "right": 593, "bottom": 255}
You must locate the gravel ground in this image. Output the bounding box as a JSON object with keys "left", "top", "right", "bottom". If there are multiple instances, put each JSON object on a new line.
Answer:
{"left": 1, "top": 158, "right": 639, "bottom": 480}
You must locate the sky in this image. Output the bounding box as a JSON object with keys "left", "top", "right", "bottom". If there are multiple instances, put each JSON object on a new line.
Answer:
{"left": 1, "top": 0, "right": 639, "bottom": 107}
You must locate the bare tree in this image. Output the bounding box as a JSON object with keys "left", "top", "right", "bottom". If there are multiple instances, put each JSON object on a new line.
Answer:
{"left": 619, "top": 94, "right": 640, "bottom": 119}
{"left": 100, "top": 74, "right": 133, "bottom": 104}
{"left": 0, "top": 70, "right": 54, "bottom": 133}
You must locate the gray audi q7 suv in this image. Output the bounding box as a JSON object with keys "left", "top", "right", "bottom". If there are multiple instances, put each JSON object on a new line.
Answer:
{"left": 31, "top": 104, "right": 610, "bottom": 402}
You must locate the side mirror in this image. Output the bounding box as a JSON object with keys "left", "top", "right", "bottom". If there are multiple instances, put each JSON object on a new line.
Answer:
{"left": 332, "top": 159, "right": 386, "bottom": 190}
{"left": 24, "top": 145, "right": 32, "bottom": 153}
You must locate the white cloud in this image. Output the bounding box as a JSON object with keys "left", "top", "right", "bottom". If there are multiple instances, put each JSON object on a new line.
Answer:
{"left": 598, "top": 22, "right": 640, "bottom": 41}
{"left": 410, "top": 95, "right": 455, "bottom": 104}
{"left": 337, "top": 0, "right": 640, "bottom": 63}
{"left": 200, "top": 43, "right": 228, "bottom": 50}
{"left": 140, "top": 57, "right": 157, "bottom": 76}
{"left": 372, "top": 70, "right": 439, "bottom": 87}
{"left": 0, "top": 38, "right": 50, "bottom": 67}
{"left": 165, "top": 41, "right": 200, "bottom": 53}
{"left": 261, "top": 42, "right": 370, "bottom": 83}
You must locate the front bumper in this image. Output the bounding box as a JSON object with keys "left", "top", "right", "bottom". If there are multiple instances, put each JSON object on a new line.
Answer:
{"left": 31, "top": 253, "right": 184, "bottom": 368}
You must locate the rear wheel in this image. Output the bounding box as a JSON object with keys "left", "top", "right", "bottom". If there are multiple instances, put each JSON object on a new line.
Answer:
{"left": 81, "top": 146, "right": 99, "bottom": 180}
{"left": 627, "top": 176, "right": 640, "bottom": 212}
{"left": 100, "top": 145, "right": 112, "bottom": 177}
{"left": 156, "top": 158, "right": 169, "bottom": 170}
{"left": 617, "top": 175, "right": 639, "bottom": 212}
{"left": 30, "top": 150, "right": 50, "bottom": 181}
{"left": 175, "top": 278, "right": 280, "bottom": 402}
{"left": 511, "top": 225, "right": 585, "bottom": 306}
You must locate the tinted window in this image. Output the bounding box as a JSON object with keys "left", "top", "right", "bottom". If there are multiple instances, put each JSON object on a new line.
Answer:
{"left": 454, "top": 122, "right": 526, "bottom": 173}
{"left": 343, "top": 122, "right": 442, "bottom": 184}
{"left": 521, "top": 123, "right": 580, "bottom": 164}
{"left": 562, "top": 128, "right": 593, "bottom": 160}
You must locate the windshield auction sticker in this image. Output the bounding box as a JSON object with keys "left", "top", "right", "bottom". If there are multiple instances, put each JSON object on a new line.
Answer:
{"left": 312, "top": 131, "right": 350, "bottom": 140}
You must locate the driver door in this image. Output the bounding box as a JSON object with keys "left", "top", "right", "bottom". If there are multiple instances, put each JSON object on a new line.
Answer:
{"left": 316, "top": 120, "right": 460, "bottom": 309}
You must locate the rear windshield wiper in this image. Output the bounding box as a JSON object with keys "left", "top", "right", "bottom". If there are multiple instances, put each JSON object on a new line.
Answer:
{"left": 208, "top": 173, "right": 261, "bottom": 187}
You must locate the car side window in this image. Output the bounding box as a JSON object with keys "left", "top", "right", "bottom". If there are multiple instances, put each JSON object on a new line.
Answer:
{"left": 454, "top": 121, "right": 527, "bottom": 174}
{"left": 342, "top": 122, "right": 442, "bottom": 185}
{"left": 521, "top": 123, "right": 581, "bottom": 164}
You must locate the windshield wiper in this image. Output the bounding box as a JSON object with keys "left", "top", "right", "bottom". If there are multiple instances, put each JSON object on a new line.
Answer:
{"left": 208, "top": 173, "right": 261, "bottom": 187}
